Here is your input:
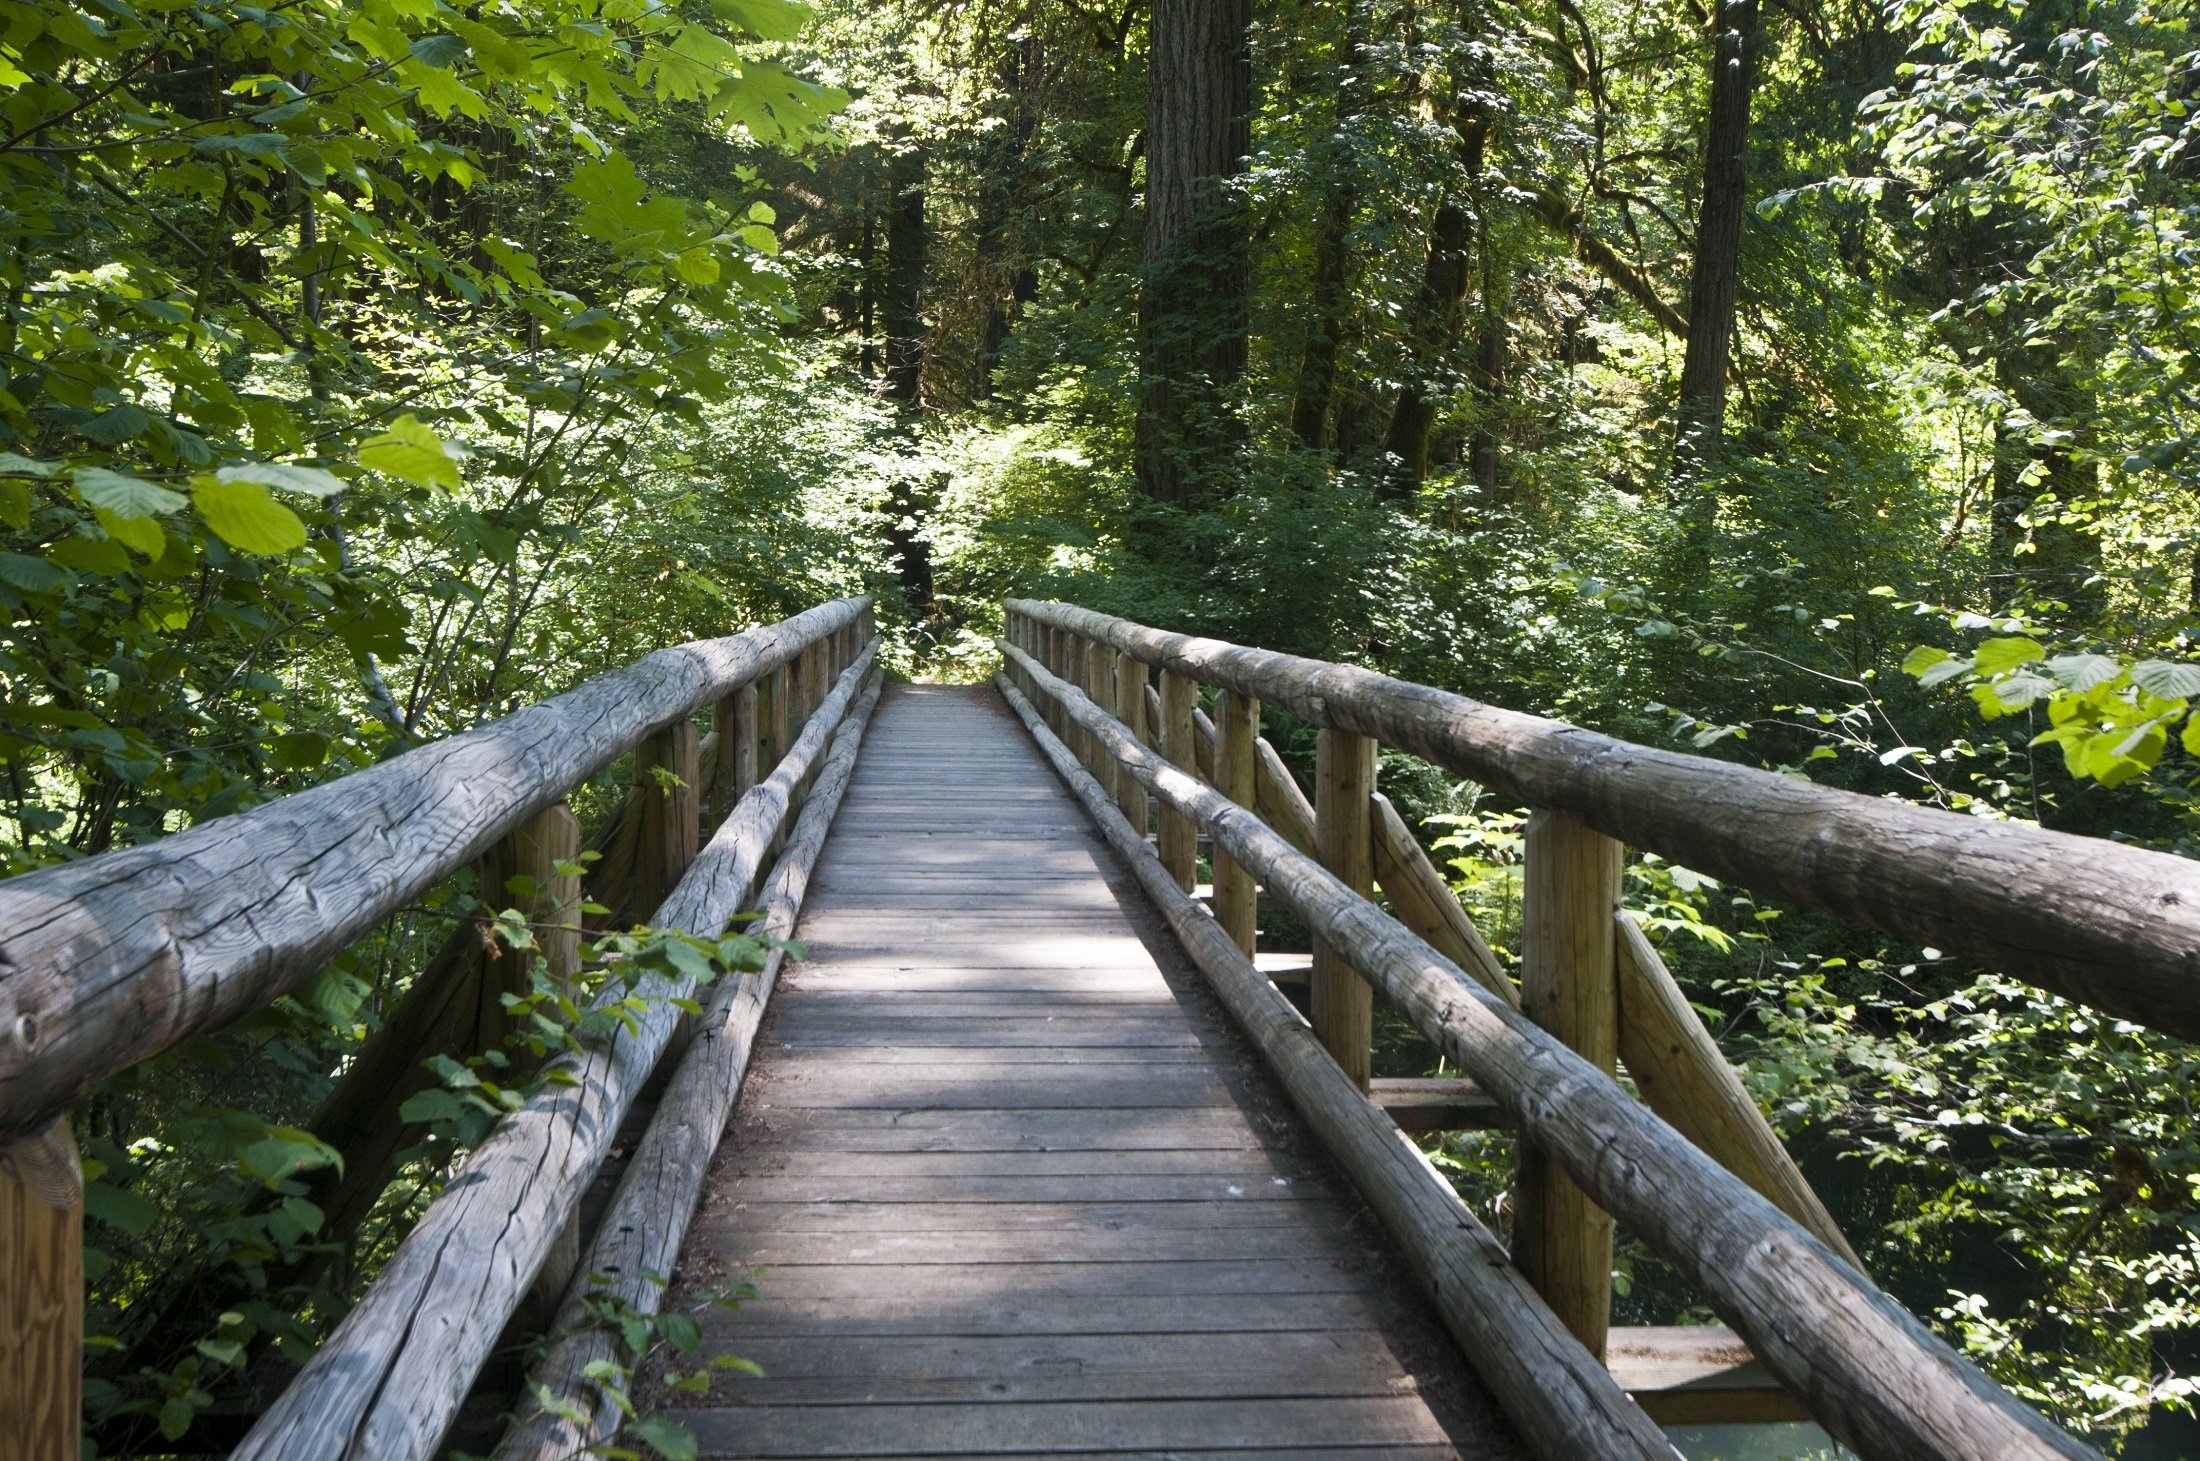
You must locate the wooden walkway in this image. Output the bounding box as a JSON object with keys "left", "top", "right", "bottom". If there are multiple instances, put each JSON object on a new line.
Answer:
{"left": 646, "top": 684, "right": 1521, "bottom": 1459}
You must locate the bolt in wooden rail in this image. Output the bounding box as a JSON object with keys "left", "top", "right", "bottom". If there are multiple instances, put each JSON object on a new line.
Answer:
{"left": 1000, "top": 631, "right": 2093, "bottom": 1461}
{"left": 1512, "top": 810, "right": 1624, "bottom": 1359}
{"left": 1313, "top": 727, "right": 1378, "bottom": 1090}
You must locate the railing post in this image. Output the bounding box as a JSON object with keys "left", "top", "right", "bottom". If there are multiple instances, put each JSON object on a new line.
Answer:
{"left": 1213, "top": 690, "right": 1260, "bottom": 956}
{"left": 761, "top": 662, "right": 790, "bottom": 779}
{"left": 1114, "top": 651, "right": 1148, "bottom": 832}
{"left": 480, "top": 801, "right": 584, "bottom": 1004}
{"left": 1157, "top": 670, "right": 1199, "bottom": 890}
{"left": 1513, "top": 808, "right": 1624, "bottom": 1359}
{"left": 1313, "top": 728, "right": 1377, "bottom": 1088}
{"left": 634, "top": 721, "right": 701, "bottom": 917}
{"left": 1, "top": 1118, "right": 80, "bottom": 1460}
{"left": 1085, "top": 636, "right": 1116, "bottom": 800}
{"left": 712, "top": 683, "right": 759, "bottom": 824}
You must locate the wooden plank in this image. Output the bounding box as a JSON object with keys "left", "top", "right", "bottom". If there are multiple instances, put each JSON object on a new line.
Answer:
{"left": 704, "top": 1257, "right": 1374, "bottom": 1302}
{"left": 695, "top": 1199, "right": 1333, "bottom": 1235}
{"left": 729, "top": 1106, "right": 1267, "bottom": 1153}
{"left": 716, "top": 1291, "right": 1389, "bottom": 1341}
{"left": 752, "top": 1069, "right": 1233, "bottom": 1109}
{"left": 735, "top": 1149, "right": 1298, "bottom": 1179}
{"left": 692, "top": 1330, "right": 1410, "bottom": 1405}
{"left": 0, "top": 1119, "right": 80, "bottom": 1461}
{"left": 711, "top": 1225, "right": 1364, "bottom": 1268}
{"left": 1371, "top": 1076, "right": 1508, "bottom": 1133}
{"left": 721, "top": 1173, "right": 1308, "bottom": 1204}
{"left": 1609, "top": 1324, "right": 1809, "bottom": 1425}
{"left": 662, "top": 1396, "right": 1457, "bottom": 1456}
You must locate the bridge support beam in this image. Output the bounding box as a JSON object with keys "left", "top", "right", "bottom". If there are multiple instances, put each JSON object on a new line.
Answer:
{"left": 1313, "top": 727, "right": 1377, "bottom": 1090}
{"left": 1512, "top": 809, "right": 1623, "bottom": 1359}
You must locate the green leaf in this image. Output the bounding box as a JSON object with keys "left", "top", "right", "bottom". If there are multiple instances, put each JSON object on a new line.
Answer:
{"left": 85, "top": 1180, "right": 159, "bottom": 1237}
{"left": 0, "top": 451, "right": 58, "bottom": 476}
{"left": 1972, "top": 636, "right": 2045, "bottom": 674}
{"left": 158, "top": 1396, "right": 196, "bottom": 1442}
{"left": 50, "top": 534, "right": 131, "bottom": 575}
{"left": 95, "top": 508, "right": 167, "bottom": 560}
{"left": 358, "top": 414, "right": 463, "bottom": 491}
{"left": 1901, "top": 645, "right": 1952, "bottom": 678}
{"left": 217, "top": 463, "right": 348, "bottom": 499}
{"left": 628, "top": 1415, "right": 700, "bottom": 1461}
{"left": 192, "top": 476, "right": 308, "bottom": 554}
{"left": 0, "top": 552, "right": 67, "bottom": 594}
{"left": 712, "top": 0, "right": 812, "bottom": 41}
{"left": 74, "top": 466, "right": 187, "bottom": 518}
{"left": 2046, "top": 654, "right": 2121, "bottom": 692}
{"left": 269, "top": 730, "right": 331, "bottom": 769}
{"left": 2133, "top": 660, "right": 2200, "bottom": 699}
{"left": 656, "top": 1311, "right": 702, "bottom": 1352}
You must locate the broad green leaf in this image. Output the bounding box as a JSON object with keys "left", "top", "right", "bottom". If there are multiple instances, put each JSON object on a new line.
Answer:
{"left": 95, "top": 508, "right": 167, "bottom": 560}
{"left": 51, "top": 534, "right": 131, "bottom": 575}
{"left": 629, "top": 1415, "right": 700, "bottom": 1461}
{"left": 85, "top": 1180, "right": 159, "bottom": 1237}
{"left": 217, "top": 463, "right": 348, "bottom": 499}
{"left": 193, "top": 477, "right": 308, "bottom": 555}
{"left": 1900, "top": 645, "right": 1951, "bottom": 677}
{"left": 2045, "top": 654, "right": 2121, "bottom": 692}
{"left": 359, "top": 414, "right": 463, "bottom": 491}
{"left": 0, "top": 451, "right": 57, "bottom": 476}
{"left": 2132, "top": 660, "right": 2200, "bottom": 699}
{"left": 1972, "top": 636, "right": 2045, "bottom": 674}
{"left": 269, "top": 730, "right": 331, "bottom": 769}
{"left": 74, "top": 467, "right": 186, "bottom": 518}
{"left": 712, "top": 0, "right": 812, "bottom": 41}
{"left": 0, "top": 552, "right": 67, "bottom": 594}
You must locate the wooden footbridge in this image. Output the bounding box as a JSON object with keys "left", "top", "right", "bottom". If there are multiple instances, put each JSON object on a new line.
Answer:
{"left": 3, "top": 596, "right": 2196, "bottom": 1459}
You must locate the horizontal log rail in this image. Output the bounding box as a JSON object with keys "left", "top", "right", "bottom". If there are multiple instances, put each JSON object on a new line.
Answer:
{"left": 0, "top": 596, "right": 873, "bottom": 1149}
{"left": 0, "top": 596, "right": 875, "bottom": 1460}
{"left": 998, "top": 616, "right": 2096, "bottom": 1461}
{"left": 1006, "top": 597, "right": 2200, "bottom": 1043}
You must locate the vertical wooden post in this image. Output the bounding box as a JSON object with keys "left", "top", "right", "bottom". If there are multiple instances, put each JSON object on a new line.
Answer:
{"left": 633, "top": 721, "right": 701, "bottom": 918}
{"left": 1213, "top": 690, "right": 1260, "bottom": 956}
{"left": 1, "top": 1118, "right": 80, "bottom": 1461}
{"left": 1114, "top": 651, "right": 1148, "bottom": 832}
{"left": 761, "top": 664, "right": 790, "bottom": 779}
{"left": 1157, "top": 670, "right": 1199, "bottom": 890}
{"left": 1313, "top": 728, "right": 1377, "bottom": 1089}
{"left": 1512, "top": 809, "right": 1624, "bottom": 1359}
{"left": 712, "top": 683, "right": 759, "bottom": 823}
{"left": 480, "top": 801, "right": 584, "bottom": 1001}
{"left": 1084, "top": 637, "right": 1116, "bottom": 799}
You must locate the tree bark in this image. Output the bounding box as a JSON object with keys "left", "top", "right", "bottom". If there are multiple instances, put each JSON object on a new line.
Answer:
{"left": 1381, "top": 114, "right": 1489, "bottom": 498}
{"left": 881, "top": 138, "right": 935, "bottom": 609}
{"left": 1673, "top": 0, "right": 1758, "bottom": 464}
{"left": 1136, "top": 0, "right": 1252, "bottom": 505}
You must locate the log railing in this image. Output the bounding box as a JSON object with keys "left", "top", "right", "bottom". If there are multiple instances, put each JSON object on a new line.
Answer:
{"left": 1000, "top": 597, "right": 2122, "bottom": 1461}
{"left": 0, "top": 596, "right": 878, "bottom": 1461}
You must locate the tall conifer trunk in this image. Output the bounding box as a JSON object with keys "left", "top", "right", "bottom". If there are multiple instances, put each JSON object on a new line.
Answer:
{"left": 1136, "top": 0, "right": 1252, "bottom": 505}
{"left": 1673, "top": 0, "right": 1757, "bottom": 465}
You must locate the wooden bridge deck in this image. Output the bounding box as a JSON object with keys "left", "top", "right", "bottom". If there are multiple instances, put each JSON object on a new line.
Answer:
{"left": 646, "top": 684, "right": 1521, "bottom": 1459}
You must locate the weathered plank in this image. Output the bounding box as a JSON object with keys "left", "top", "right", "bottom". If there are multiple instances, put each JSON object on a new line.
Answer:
{"left": 0, "top": 1119, "right": 79, "bottom": 1461}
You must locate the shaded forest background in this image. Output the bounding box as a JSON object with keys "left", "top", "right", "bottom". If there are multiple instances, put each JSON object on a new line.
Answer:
{"left": 6, "top": 0, "right": 2200, "bottom": 1450}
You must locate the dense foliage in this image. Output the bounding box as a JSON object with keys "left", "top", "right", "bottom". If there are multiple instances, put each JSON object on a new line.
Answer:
{"left": 10, "top": 0, "right": 2200, "bottom": 1451}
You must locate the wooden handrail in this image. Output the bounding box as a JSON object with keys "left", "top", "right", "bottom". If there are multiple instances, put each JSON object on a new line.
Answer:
{"left": 1007, "top": 598, "right": 2200, "bottom": 1042}
{"left": 0, "top": 596, "right": 871, "bottom": 1148}
{"left": 235, "top": 640, "right": 880, "bottom": 1460}
{"left": 1000, "top": 630, "right": 2094, "bottom": 1461}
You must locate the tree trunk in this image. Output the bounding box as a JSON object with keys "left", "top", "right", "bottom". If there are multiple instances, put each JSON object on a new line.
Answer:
{"left": 1136, "top": 0, "right": 1253, "bottom": 506}
{"left": 1290, "top": 184, "right": 1354, "bottom": 451}
{"left": 881, "top": 141, "right": 934, "bottom": 611}
{"left": 1673, "top": 0, "right": 1758, "bottom": 465}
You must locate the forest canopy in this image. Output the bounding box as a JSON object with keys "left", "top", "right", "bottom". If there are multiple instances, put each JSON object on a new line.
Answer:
{"left": 7, "top": 0, "right": 2200, "bottom": 1451}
